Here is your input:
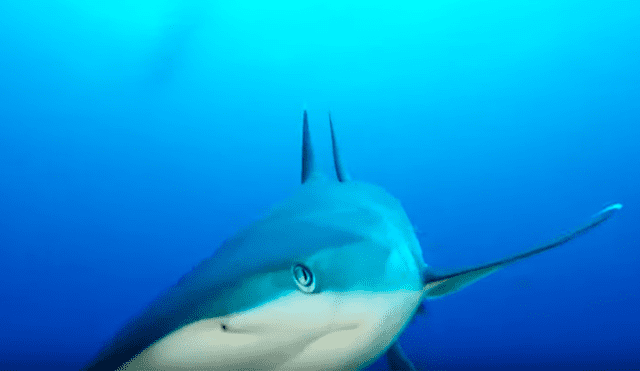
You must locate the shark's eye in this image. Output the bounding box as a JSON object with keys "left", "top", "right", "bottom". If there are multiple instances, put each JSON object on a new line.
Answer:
{"left": 292, "top": 264, "right": 315, "bottom": 293}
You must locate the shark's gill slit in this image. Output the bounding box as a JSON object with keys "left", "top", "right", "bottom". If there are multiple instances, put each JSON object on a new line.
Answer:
{"left": 292, "top": 263, "right": 315, "bottom": 293}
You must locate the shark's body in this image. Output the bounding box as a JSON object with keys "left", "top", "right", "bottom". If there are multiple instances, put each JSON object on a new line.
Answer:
{"left": 85, "top": 112, "right": 621, "bottom": 370}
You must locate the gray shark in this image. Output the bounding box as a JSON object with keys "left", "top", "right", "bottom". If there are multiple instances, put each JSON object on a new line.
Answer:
{"left": 85, "top": 111, "right": 621, "bottom": 370}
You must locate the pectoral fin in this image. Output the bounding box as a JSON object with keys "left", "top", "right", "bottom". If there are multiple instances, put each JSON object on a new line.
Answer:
{"left": 386, "top": 342, "right": 417, "bottom": 371}
{"left": 422, "top": 203, "right": 622, "bottom": 298}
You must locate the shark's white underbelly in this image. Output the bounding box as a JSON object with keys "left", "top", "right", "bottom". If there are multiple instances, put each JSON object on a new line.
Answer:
{"left": 120, "top": 290, "right": 422, "bottom": 371}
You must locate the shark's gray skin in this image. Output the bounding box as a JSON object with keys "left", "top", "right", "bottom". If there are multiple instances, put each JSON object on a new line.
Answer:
{"left": 85, "top": 111, "right": 621, "bottom": 370}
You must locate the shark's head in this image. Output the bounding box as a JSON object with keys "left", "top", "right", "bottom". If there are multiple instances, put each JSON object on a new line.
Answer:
{"left": 85, "top": 111, "right": 621, "bottom": 371}
{"left": 86, "top": 111, "right": 427, "bottom": 370}
{"left": 125, "top": 179, "right": 426, "bottom": 370}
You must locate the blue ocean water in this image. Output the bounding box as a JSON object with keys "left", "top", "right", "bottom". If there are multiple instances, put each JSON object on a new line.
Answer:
{"left": 0, "top": 1, "right": 638, "bottom": 370}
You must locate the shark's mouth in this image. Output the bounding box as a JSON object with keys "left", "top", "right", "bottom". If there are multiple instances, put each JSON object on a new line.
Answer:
{"left": 121, "top": 317, "right": 360, "bottom": 371}
{"left": 120, "top": 288, "right": 422, "bottom": 371}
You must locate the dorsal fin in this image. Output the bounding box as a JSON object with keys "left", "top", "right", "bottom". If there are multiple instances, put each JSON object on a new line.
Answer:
{"left": 301, "top": 110, "right": 315, "bottom": 184}
{"left": 329, "top": 112, "right": 351, "bottom": 182}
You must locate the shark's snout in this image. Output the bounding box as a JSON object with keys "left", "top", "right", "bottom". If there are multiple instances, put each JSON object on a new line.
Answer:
{"left": 121, "top": 291, "right": 345, "bottom": 370}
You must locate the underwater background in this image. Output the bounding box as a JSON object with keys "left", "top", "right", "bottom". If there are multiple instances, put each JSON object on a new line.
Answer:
{"left": 0, "top": 1, "right": 638, "bottom": 370}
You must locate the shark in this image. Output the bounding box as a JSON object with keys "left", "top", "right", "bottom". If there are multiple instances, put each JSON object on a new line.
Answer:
{"left": 84, "top": 111, "right": 621, "bottom": 370}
